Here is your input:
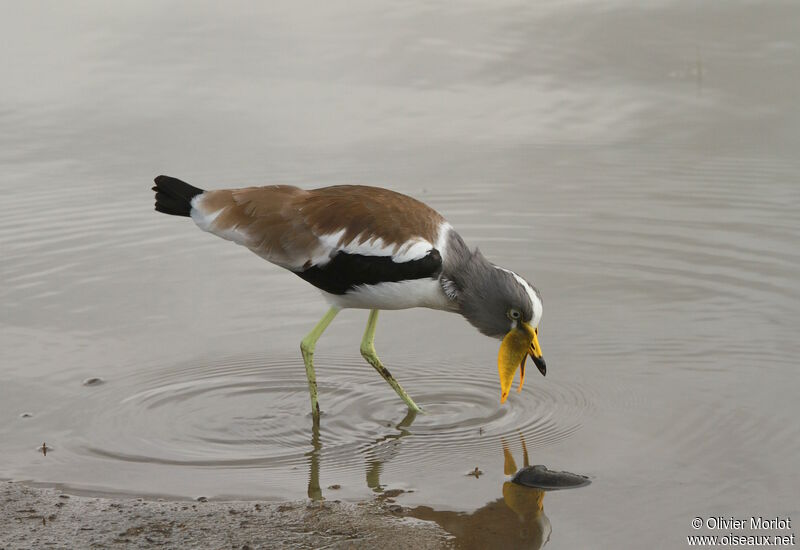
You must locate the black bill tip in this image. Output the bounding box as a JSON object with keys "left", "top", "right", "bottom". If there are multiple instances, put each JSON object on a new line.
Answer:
{"left": 532, "top": 355, "right": 546, "bottom": 377}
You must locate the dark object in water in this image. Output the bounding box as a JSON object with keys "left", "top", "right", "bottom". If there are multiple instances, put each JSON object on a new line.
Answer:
{"left": 82, "top": 377, "right": 105, "bottom": 386}
{"left": 511, "top": 465, "right": 591, "bottom": 490}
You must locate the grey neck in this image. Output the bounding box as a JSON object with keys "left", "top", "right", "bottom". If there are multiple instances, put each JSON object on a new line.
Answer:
{"left": 442, "top": 229, "right": 475, "bottom": 277}
{"left": 439, "top": 230, "right": 495, "bottom": 312}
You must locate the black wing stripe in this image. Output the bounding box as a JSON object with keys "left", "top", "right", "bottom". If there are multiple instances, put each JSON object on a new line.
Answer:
{"left": 295, "top": 249, "right": 442, "bottom": 295}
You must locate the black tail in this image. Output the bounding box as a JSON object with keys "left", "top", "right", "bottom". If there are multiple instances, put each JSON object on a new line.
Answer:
{"left": 152, "top": 175, "right": 205, "bottom": 217}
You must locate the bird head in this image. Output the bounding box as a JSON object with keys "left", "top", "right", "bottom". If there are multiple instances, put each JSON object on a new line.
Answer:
{"left": 442, "top": 250, "right": 545, "bottom": 403}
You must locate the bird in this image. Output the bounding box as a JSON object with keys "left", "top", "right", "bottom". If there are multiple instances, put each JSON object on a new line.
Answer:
{"left": 152, "top": 175, "right": 545, "bottom": 416}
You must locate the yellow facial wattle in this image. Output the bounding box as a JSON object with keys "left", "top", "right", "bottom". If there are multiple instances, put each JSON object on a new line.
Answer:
{"left": 498, "top": 323, "right": 535, "bottom": 403}
{"left": 498, "top": 323, "right": 546, "bottom": 403}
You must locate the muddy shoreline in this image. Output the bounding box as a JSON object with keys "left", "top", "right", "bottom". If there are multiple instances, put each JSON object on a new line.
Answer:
{"left": 1, "top": 481, "right": 449, "bottom": 549}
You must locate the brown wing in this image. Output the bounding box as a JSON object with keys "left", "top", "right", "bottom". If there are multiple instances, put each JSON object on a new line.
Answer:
{"left": 192, "top": 184, "right": 445, "bottom": 271}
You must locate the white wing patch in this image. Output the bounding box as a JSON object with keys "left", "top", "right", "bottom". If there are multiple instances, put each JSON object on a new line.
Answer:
{"left": 314, "top": 229, "right": 433, "bottom": 264}
{"left": 310, "top": 221, "right": 452, "bottom": 267}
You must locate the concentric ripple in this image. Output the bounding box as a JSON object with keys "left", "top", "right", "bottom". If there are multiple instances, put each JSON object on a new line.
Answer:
{"left": 55, "top": 351, "right": 590, "bottom": 497}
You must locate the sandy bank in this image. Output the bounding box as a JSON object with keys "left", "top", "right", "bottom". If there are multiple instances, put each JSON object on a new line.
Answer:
{"left": 0, "top": 481, "right": 449, "bottom": 549}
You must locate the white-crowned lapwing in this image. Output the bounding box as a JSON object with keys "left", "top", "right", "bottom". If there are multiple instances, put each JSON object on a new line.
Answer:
{"left": 153, "top": 175, "right": 545, "bottom": 416}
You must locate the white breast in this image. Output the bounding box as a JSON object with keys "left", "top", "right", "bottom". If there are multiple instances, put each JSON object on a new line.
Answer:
{"left": 322, "top": 278, "right": 453, "bottom": 311}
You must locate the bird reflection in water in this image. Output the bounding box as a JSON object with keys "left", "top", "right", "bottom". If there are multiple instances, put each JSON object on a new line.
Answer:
{"left": 305, "top": 415, "right": 587, "bottom": 549}
{"left": 409, "top": 435, "right": 553, "bottom": 549}
{"left": 365, "top": 409, "right": 417, "bottom": 493}
{"left": 306, "top": 419, "right": 323, "bottom": 501}
{"left": 306, "top": 409, "right": 417, "bottom": 500}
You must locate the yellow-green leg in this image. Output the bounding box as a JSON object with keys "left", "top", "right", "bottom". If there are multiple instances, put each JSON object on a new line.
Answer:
{"left": 301, "top": 307, "right": 340, "bottom": 417}
{"left": 360, "top": 310, "right": 422, "bottom": 413}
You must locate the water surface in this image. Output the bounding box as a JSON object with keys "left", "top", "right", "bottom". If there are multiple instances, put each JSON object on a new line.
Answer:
{"left": 2, "top": 2, "right": 799, "bottom": 548}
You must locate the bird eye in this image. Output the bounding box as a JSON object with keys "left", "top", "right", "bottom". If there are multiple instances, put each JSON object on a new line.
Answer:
{"left": 507, "top": 309, "right": 521, "bottom": 320}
